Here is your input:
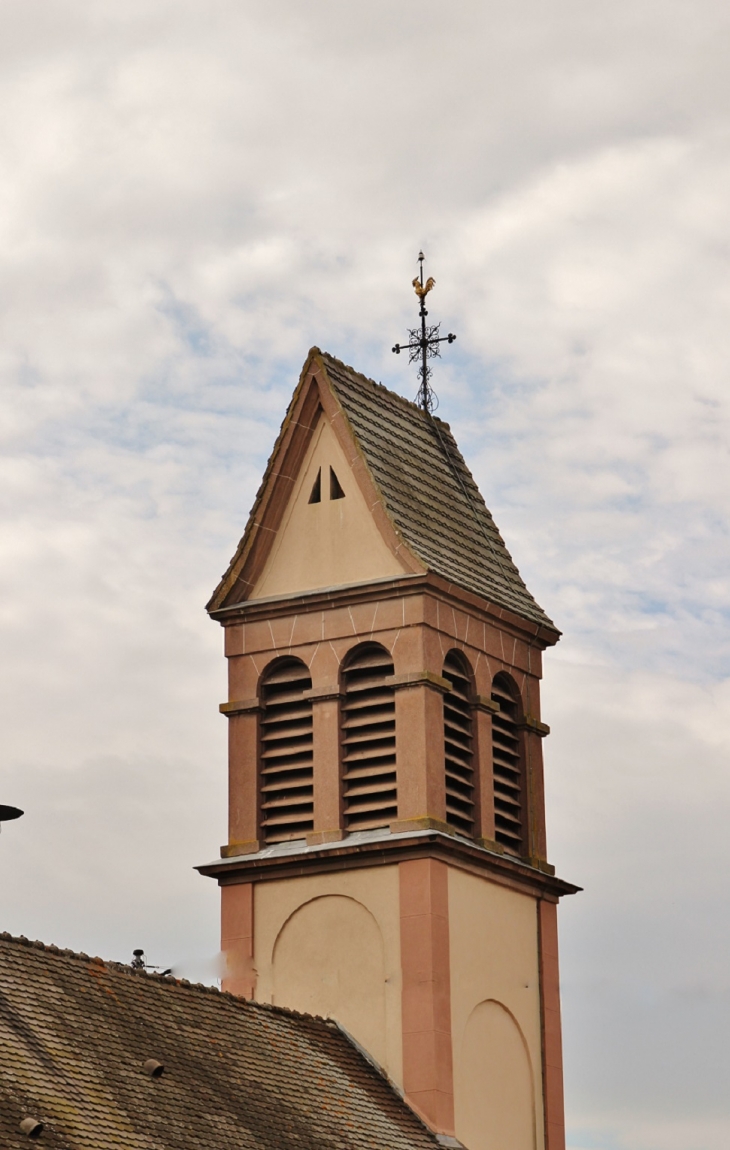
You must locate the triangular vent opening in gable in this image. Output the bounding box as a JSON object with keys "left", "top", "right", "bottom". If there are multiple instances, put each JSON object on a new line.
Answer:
{"left": 308, "top": 469, "right": 322, "bottom": 504}
{"left": 329, "top": 467, "right": 345, "bottom": 500}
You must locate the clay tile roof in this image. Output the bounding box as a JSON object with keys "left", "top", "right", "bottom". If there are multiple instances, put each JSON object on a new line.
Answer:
{"left": 0, "top": 933, "right": 440, "bottom": 1150}
{"left": 318, "top": 352, "right": 556, "bottom": 632}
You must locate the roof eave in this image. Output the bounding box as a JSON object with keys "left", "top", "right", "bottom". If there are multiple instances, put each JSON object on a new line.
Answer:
{"left": 206, "top": 347, "right": 327, "bottom": 614}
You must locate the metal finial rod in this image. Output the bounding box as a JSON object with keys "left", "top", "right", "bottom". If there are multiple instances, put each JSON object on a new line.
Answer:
{"left": 392, "top": 252, "right": 456, "bottom": 413}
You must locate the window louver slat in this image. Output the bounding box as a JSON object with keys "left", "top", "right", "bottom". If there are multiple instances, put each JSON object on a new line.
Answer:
{"left": 266, "top": 663, "right": 314, "bottom": 682}
{"left": 263, "top": 808, "right": 313, "bottom": 827}
{"left": 261, "top": 715, "right": 312, "bottom": 732}
{"left": 346, "top": 650, "right": 394, "bottom": 669}
{"left": 342, "top": 647, "right": 396, "bottom": 831}
{"left": 261, "top": 792, "right": 313, "bottom": 809}
{"left": 343, "top": 743, "right": 396, "bottom": 762}
{"left": 491, "top": 677, "right": 523, "bottom": 856}
{"left": 343, "top": 797, "right": 397, "bottom": 815}
{"left": 340, "top": 713, "right": 393, "bottom": 731}
{"left": 342, "top": 686, "right": 395, "bottom": 699}
{"left": 260, "top": 660, "right": 313, "bottom": 844}
{"left": 443, "top": 653, "right": 475, "bottom": 838}
{"left": 339, "top": 762, "right": 395, "bottom": 780}
{"left": 261, "top": 737, "right": 313, "bottom": 756}
{"left": 342, "top": 730, "right": 395, "bottom": 748}
{"left": 343, "top": 778, "right": 397, "bottom": 796}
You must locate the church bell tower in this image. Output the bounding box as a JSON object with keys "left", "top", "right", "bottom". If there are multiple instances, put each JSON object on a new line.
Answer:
{"left": 198, "top": 347, "right": 579, "bottom": 1150}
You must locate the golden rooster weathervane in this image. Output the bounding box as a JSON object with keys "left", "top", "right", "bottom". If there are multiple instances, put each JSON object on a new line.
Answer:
{"left": 392, "top": 251, "right": 456, "bottom": 413}
{"left": 413, "top": 273, "right": 435, "bottom": 300}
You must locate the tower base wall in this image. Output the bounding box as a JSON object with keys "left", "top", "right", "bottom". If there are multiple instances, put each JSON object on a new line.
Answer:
{"left": 217, "top": 841, "right": 567, "bottom": 1149}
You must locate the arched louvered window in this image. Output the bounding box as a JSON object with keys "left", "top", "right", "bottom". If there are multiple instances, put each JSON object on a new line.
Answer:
{"left": 491, "top": 673, "right": 524, "bottom": 856}
{"left": 341, "top": 644, "right": 397, "bottom": 831}
{"left": 443, "top": 651, "right": 476, "bottom": 837}
{"left": 259, "top": 658, "right": 314, "bottom": 844}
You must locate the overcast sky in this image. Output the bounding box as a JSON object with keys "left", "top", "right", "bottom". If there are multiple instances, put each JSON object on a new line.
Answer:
{"left": 1, "top": 4, "right": 729, "bottom": 1149}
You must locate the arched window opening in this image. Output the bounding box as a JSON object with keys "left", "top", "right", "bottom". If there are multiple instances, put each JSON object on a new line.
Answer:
{"left": 260, "top": 658, "right": 314, "bottom": 844}
{"left": 341, "top": 644, "right": 397, "bottom": 831}
{"left": 491, "top": 674, "right": 524, "bottom": 856}
{"left": 443, "top": 651, "right": 475, "bottom": 838}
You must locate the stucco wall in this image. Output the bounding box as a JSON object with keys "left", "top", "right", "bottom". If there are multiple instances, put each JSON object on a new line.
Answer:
{"left": 253, "top": 867, "right": 403, "bottom": 1083}
{"left": 252, "top": 415, "right": 405, "bottom": 598}
{"left": 448, "top": 867, "right": 544, "bottom": 1150}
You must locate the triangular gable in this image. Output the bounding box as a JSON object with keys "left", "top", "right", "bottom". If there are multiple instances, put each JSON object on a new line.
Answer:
{"left": 251, "top": 413, "right": 407, "bottom": 598}
{"left": 209, "top": 348, "right": 557, "bottom": 637}
{"left": 207, "top": 350, "right": 424, "bottom": 611}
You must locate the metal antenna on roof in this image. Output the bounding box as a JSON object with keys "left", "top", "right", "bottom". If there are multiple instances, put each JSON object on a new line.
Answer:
{"left": 131, "top": 949, "right": 172, "bottom": 976}
{"left": 391, "top": 251, "right": 456, "bottom": 414}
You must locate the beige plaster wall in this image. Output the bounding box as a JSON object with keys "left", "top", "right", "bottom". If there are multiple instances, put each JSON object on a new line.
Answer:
{"left": 252, "top": 415, "right": 406, "bottom": 599}
{"left": 448, "top": 867, "right": 544, "bottom": 1150}
{"left": 253, "top": 867, "right": 403, "bottom": 1084}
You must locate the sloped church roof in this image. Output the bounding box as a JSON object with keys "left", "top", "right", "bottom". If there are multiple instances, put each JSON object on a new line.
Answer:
{"left": 209, "top": 349, "right": 556, "bottom": 636}
{"left": 0, "top": 933, "right": 441, "bottom": 1150}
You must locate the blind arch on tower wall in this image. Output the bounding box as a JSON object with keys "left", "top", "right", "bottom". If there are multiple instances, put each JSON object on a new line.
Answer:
{"left": 259, "top": 657, "right": 314, "bottom": 844}
{"left": 443, "top": 650, "right": 476, "bottom": 838}
{"left": 490, "top": 672, "right": 526, "bottom": 857}
{"left": 340, "top": 642, "right": 397, "bottom": 832}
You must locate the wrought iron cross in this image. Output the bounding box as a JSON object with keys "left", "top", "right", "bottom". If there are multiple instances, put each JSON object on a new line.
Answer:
{"left": 392, "top": 251, "right": 456, "bottom": 413}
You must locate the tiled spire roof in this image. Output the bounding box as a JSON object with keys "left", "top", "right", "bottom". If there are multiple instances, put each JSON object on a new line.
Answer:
{"left": 0, "top": 932, "right": 441, "bottom": 1150}
{"left": 319, "top": 351, "right": 555, "bottom": 632}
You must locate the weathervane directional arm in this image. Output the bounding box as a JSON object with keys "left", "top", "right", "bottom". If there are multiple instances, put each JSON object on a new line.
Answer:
{"left": 392, "top": 332, "right": 456, "bottom": 355}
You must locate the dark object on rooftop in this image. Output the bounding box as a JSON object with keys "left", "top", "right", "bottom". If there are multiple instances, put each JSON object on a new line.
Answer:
{"left": 19, "top": 1117, "right": 43, "bottom": 1138}
{"left": 0, "top": 932, "right": 440, "bottom": 1150}
{"left": 143, "top": 1059, "right": 164, "bottom": 1078}
{"left": 131, "top": 948, "right": 146, "bottom": 969}
{"left": 0, "top": 805, "right": 23, "bottom": 826}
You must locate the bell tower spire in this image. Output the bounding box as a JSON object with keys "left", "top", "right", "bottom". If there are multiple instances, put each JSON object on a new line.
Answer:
{"left": 199, "top": 347, "right": 579, "bottom": 1150}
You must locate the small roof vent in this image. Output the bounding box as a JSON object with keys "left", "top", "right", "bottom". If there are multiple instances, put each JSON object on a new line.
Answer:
{"left": 143, "top": 1059, "right": 164, "bottom": 1078}
{"left": 19, "top": 1117, "right": 43, "bottom": 1138}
